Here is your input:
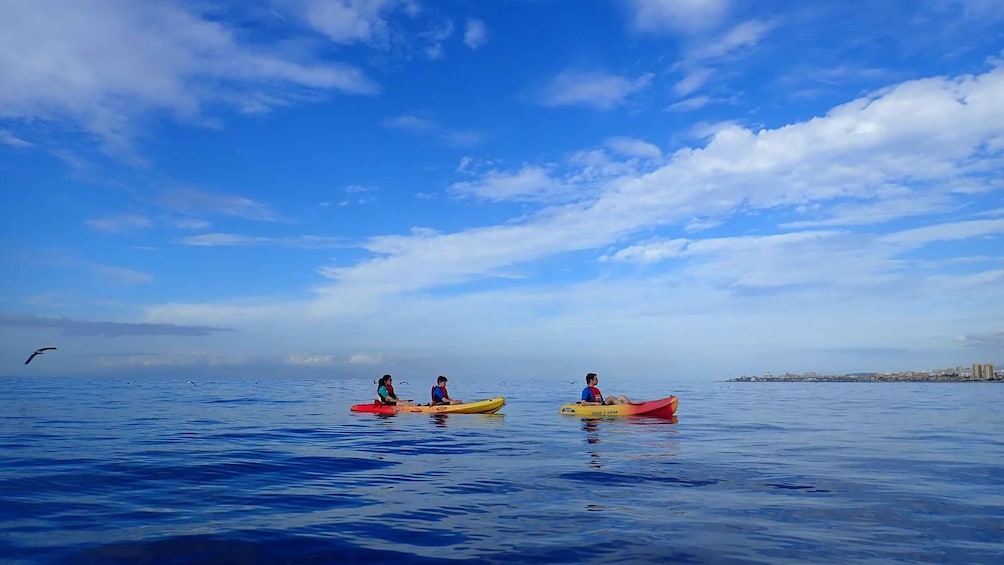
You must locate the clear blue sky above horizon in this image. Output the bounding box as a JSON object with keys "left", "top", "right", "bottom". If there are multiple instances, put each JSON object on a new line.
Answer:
{"left": 2, "top": 0, "right": 1002, "bottom": 381}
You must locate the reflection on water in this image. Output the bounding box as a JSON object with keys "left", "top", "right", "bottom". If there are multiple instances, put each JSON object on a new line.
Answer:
{"left": 2, "top": 378, "right": 1002, "bottom": 565}
{"left": 578, "top": 416, "right": 682, "bottom": 470}
{"left": 582, "top": 418, "right": 601, "bottom": 443}
{"left": 581, "top": 419, "right": 603, "bottom": 468}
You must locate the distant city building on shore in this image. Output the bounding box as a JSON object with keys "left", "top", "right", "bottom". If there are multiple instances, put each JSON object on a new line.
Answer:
{"left": 973, "top": 363, "right": 995, "bottom": 380}
{"left": 729, "top": 363, "right": 1001, "bottom": 382}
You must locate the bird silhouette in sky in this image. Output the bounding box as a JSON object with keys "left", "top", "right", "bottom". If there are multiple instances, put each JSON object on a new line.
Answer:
{"left": 24, "top": 347, "right": 58, "bottom": 365}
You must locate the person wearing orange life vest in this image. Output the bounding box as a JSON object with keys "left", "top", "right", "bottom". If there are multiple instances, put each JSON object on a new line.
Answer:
{"left": 430, "top": 375, "right": 462, "bottom": 405}
{"left": 579, "top": 372, "right": 631, "bottom": 405}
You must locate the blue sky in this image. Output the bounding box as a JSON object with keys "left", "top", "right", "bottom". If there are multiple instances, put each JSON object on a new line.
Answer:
{"left": 2, "top": 0, "right": 1003, "bottom": 381}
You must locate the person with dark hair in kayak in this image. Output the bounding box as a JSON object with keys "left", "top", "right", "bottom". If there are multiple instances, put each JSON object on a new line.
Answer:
{"left": 430, "top": 375, "right": 462, "bottom": 405}
{"left": 579, "top": 372, "right": 631, "bottom": 405}
{"left": 377, "top": 374, "right": 414, "bottom": 406}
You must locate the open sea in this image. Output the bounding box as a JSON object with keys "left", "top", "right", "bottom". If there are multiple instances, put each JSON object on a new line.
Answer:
{"left": 1, "top": 376, "right": 1001, "bottom": 564}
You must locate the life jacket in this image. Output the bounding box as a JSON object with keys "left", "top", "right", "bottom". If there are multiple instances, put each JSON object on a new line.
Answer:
{"left": 378, "top": 383, "right": 397, "bottom": 404}
{"left": 431, "top": 385, "right": 449, "bottom": 405}
{"left": 585, "top": 386, "right": 603, "bottom": 403}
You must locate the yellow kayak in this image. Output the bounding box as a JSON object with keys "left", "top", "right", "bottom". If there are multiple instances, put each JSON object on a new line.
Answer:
{"left": 351, "top": 397, "right": 506, "bottom": 415}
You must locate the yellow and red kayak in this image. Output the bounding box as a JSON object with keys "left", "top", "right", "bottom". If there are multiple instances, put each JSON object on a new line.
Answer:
{"left": 351, "top": 397, "right": 505, "bottom": 415}
{"left": 558, "top": 395, "right": 678, "bottom": 419}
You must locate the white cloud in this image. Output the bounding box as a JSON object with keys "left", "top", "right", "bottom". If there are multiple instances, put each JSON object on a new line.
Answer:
{"left": 86, "top": 214, "right": 153, "bottom": 233}
{"left": 665, "top": 19, "right": 773, "bottom": 101}
{"left": 178, "top": 234, "right": 275, "bottom": 247}
{"left": 665, "top": 96, "right": 712, "bottom": 112}
{"left": 0, "top": 1, "right": 378, "bottom": 152}
{"left": 956, "top": 330, "right": 1004, "bottom": 348}
{"left": 925, "top": 0, "right": 1004, "bottom": 23}
{"left": 285, "top": 353, "right": 336, "bottom": 366}
{"left": 383, "top": 114, "right": 480, "bottom": 145}
{"left": 608, "top": 218, "right": 1004, "bottom": 291}
{"left": 297, "top": 0, "right": 419, "bottom": 46}
{"left": 627, "top": 0, "right": 732, "bottom": 34}
{"left": 178, "top": 233, "right": 342, "bottom": 248}
{"left": 780, "top": 193, "right": 954, "bottom": 228}
{"left": 879, "top": 218, "right": 1004, "bottom": 247}
{"left": 602, "top": 238, "right": 689, "bottom": 263}
{"left": 977, "top": 207, "right": 1004, "bottom": 217}
{"left": 384, "top": 115, "right": 436, "bottom": 133}
{"left": 604, "top": 137, "right": 662, "bottom": 160}
{"left": 602, "top": 229, "right": 903, "bottom": 290}
{"left": 346, "top": 184, "right": 378, "bottom": 194}
{"left": 537, "top": 71, "right": 653, "bottom": 109}
{"left": 456, "top": 156, "right": 499, "bottom": 175}
{"left": 348, "top": 352, "right": 383, "bottom": 364}
{"left": 674, "top": 68, "right": 713, "bottom": 96}
{"left": 95, "top": 351, "right": 249, "bottom": 368}
{"left": 961, "top": 0, "right": 1004, "bottom": 20}
{"left": 464, "top": 19, "right": 488, "bottom": 48}
{"left": 688, "top": 19, "right": 774, "bottom": 62}
{"left": 420, "top": 20, "right": 454, "bottom": 60}
{"left": 159, "top": 188, "right": 281, "bottom": 222}
{"left": 425, "top": 44, "right": 445, "bottom": 60}
{"left": 449, "top": 166, "right": 565, "bottom": 203}
{"left": 172, "top": 217, "right": 213, "bottom": 230}
{"left": 567, "top": 149, "right": 647, "bottom": 182}
{"left": 0, "top": 129, "right": 33, "bottom": 148}
{"left": 90, "top": 263, "right": 154, "bottom": 286}
{"left": 130, "top": 66, "right": 1004, "bottom": 377}
{"left": 684, "top": 217, "right": 724, "bottom": 232}
{"left": 314, "top": 64, "right": 1004, "bottom": 295}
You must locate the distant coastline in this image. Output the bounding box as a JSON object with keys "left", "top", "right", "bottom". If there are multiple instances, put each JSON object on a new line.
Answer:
{"left": 728, "top": 368, "right": 1002, "bottom": 383}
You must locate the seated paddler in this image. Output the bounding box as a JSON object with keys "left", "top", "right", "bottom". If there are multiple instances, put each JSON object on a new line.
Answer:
{"left": 430, "top": 375, "right": 462, "bottom": 405}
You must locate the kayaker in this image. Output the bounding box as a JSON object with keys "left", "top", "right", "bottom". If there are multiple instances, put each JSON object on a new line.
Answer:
{"left": 377, "top": 374, "right": 414, "bottom": 406}
{"left": 430, "top": 375, "right": 462, "bottom": 405}
{"left": 579, "top": 372, "right": 631, "bottom": 405}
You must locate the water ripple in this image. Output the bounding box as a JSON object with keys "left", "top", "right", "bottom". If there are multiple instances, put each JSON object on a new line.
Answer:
{"left": 0, "top": 377, "right": 1001, "bottom": 564}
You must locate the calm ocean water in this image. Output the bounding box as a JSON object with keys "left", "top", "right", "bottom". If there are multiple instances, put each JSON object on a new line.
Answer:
{"left": 1, "top": 376, "right": 1001, "bottom": 564}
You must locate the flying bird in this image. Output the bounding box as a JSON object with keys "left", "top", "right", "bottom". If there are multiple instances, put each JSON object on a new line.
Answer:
{"left": 24, "top": 347, "right": 58, "bottom": 365}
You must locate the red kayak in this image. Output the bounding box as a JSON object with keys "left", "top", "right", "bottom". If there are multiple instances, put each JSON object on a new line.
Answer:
{"left": 558, "top": 395, "right": 678, "bottom": 418}
{"left": 351, "top": 403, "right": 399, "bottom": 415}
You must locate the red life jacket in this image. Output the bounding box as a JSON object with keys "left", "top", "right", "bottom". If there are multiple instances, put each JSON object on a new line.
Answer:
{"left": 587, "top": 386, "right": 603, "bottom": 403}
{"left": 378, "top": 383, "right": 396, "bottom": 404}
{"left": 431, "top": 385, "right": 449, "bottom": 405}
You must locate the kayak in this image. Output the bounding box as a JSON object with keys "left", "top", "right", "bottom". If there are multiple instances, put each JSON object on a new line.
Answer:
{"left": 558, "top": 395, "right": 678, "bottom": 418}
{"left": 351, "top": 397, "right": 506, "bottom": 415}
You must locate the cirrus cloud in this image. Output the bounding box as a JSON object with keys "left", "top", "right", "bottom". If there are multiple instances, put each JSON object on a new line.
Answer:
{"left": 536, "top": 71, "right": 654, "bottom": 109}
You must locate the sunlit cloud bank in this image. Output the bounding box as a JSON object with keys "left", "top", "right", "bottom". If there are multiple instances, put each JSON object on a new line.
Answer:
{"left": 0, "top": 1, "right": 378, "bottom": 154}
{"left": 128, "top": 65, "right": 1003, "bottom": 376}
{"left": 316, "top": 65, "right": 1004, "bottom": 295}
{"left": 0, "top": 313, "right": 232, "bottom": 337}
{"left": 3, "top": 2, "right": 1002, "bottom": 379}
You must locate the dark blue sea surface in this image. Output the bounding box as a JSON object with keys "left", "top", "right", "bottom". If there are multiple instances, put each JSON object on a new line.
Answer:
{"left": 1, "top": 377, "right": 1001, "bottom": 564}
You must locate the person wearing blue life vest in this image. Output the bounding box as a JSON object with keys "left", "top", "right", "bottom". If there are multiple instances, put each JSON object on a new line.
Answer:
{"left": 579, "top": 372, "right": 631, "bottom": 405}
{"left": 431, "top": 375, "right": 462, "bottom": 405}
